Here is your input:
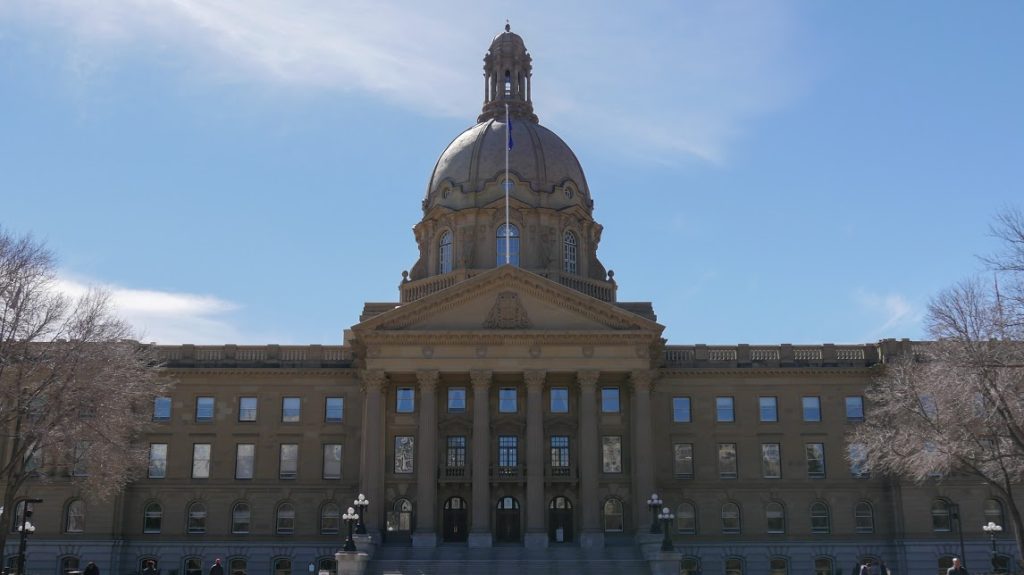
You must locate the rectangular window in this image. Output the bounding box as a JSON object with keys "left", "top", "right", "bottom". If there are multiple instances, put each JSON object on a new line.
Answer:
{"left": 394, "top": 436, "right": 414, "bottom": 473}
{"left": 499, "top": 388, "right": 518, "bottom": 413}
{"left": 153, "top": 397, "right": 171, "bottom": 421}
{"left": 446, "top": 436, "right": 467, "bottom": 468}
{"left": 148, "top": 444, "right": 167, "bottom": 479}
{"left": 673, "top": 443, "right": 694, "bottom": 478}
{"left": 716, "top": 396, "right": 735, "bottom": 422}
{"left": 759, "top": 396, "right": 778, "bottom": 422}
{"left": 802, "top": 396, "right": 822, "bottom": 422}
{"left": 325, "top": 397, "right": 344, "bottom": 422}
{"left": 282, "top": 397, "right": 301, "bottom": 422}
{"left": 396, "top": 388, "right": 415, "bottom": 413}
{"left": 498, "top": 435, "right": 519, "bottom": 470}
{"left": 601, "top": 387, "right": 620, "bottom": 413}
{"left": 848, "top": 443, "right": 869, "bottom": 478}
{"left": 550, "top": 387, "right": 569, "bottom": 413}
{"left": 602, "top": 436, "right": 622, "bottom": 473}
{"left": 718, "top": 443, "right": 738, "bottom": 479}
{"left": 672, "top": 397, "right": 691, "bottom": 423}
{"left": 845, "top": 396, "right": 865, "bottom": 421}
{"left": 447, "top": 387, "right": 466, "bottom": 412}
{"left": 235, "top": 444, "right": 255, "bottom": 479}
{"left": 323, "top": 444, "right": 343, "bottom": 479}
{"left": 761, "top": 443, "right": 781, "bottom": 479}
{"left": 238, "top": 397, "right": 258, "bottom": 422}
{"left": 550, "top": 436, "right": 570, "bottom": 471}
{"left": 279, "top": 444, "right": 299, "bottom": 479}
{"left": 806, "top": 442, "right": 826, "bottom": 478}
{"left": 195, "top": 397, "right": 214, "bottom": 422}
{"left": 192, "top": 444, "right": 211, "bottom": 479}
{"left": 71, "top": 441, "right": 89, "bottom": 476}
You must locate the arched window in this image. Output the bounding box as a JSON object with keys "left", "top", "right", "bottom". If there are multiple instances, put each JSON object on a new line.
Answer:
{"left": 184, "top": 557, "right": 202, "bottom": 575}
{"left": 143, "top": 502, "right": 162, "bottom": 533}
{"left": 855, "top": 501, "right": 874, "bottom": 533}
{"left": 602, "top": 498, "right": 623, "bottom": 532}
{"left": 984, "top": 498, "right": 1005, "bottom": 526}
{"left": 65, "top": 499, "right": 85, "bottom": 533}
{"left": 498, "top": 496, "right": 520, "bottom": 510}
{"left": 321, "top": 502, "right": 340, "bottom": 534}
{"left": 814, "top": 557, "right": 834, "bottom": 575}
{"left": 387, "top": 498, "right": 413, "bottom": 532}
{"left": 810, "top": 501, "right": 830, "bottom": 534}
{"left": 932, "top": 499, "right": 952, "bottom": 532}
{"left": 139, "top": 559, "right": 158, "bottom": 574}
{"left": 273, "top": 558, "right": 291, "bottom": 575}
{"left": 766, "top": 502, "right": 785, "bottom": 534}
{"left": 724, "top": 557, "right": 744, "bottom": 575}
{"left": 676, "top": 502, "right": 696, "bottom": 534}
{"left": 496, "top": 223, "right": 520, "bottom": 266}
{"left": 563, "top": 231, "right": 578, "bottom": 274}
{"left": 228, "top": 558, "right": 247, "bottom": 575}
{"left": 721, "top": 502, "right": 741, "bottom": 534}
{"left": 769, "top": 557, "right": 788, "bottom": 575}
{"left": 438, "top": 230, "right": 453, "bottom": 274}
{"left": 680, "top": 557, "right": 700, "bottom": 575}
{"left": 316, "top": 558, "right": 337, "bottom": 575}
{"left": 187, "top": 501, "right": 207, "bottom": 534}
{"left": 232, "top": 502, "right": 251, "bottom": 534}
{"left": 60, "top": 556, "right": 80, "bottom": 575}
{"left": 276, "top": 502, "right": 295, "bottom": 534}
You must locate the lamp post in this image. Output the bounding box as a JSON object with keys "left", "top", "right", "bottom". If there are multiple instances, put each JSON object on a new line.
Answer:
{"left": 983, "top": 521, "right": 1003, "bottom": 573}
{"left": 657, "top": 506, "right": 675, "bottom": 552}
{"left": 16, "top": 498, "right": 42, "bottom": 575}
{"left": 950, "top": 503, "right": 966, "bottom": 570}
{"left": 647, "top": 493, "right": 664, "bottom": 534}
{"left": 353, "top": 494, "right": 369, "bottom": 535}
{"left": 342, "top": 507, "right": 359, "bottom": 553}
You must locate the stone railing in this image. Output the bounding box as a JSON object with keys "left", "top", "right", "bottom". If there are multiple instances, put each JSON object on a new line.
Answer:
{"left": 155, "top": 344, "right": 353, "bottom": 368}
{"left": 662, "top": 344, "right": 881, "bottom": 368}
{"left": 491, "top": 464, "right": 525, "bottom": 482}
{"left": 546, "top": 464, "right": 578, "bottom": 482}
{"left": 400, "top": 268, "right": 616, "bottom": 302}
{"left": 440, "top": 465, "right": 470, "bottom": 482}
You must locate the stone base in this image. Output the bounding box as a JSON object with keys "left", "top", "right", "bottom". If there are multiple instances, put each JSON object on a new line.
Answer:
{"left": 467, "top": 531, "right": 493, "bottom": 548}
{"left": 648, "top": 550, "right": 681, "bottom": 575}
{"left": 412, "top": 531, "right": 437, "bottom": 548}
{"left": 524, "top": 532, "right": 549, "bottom": 549}
{"left": 634, "top": 533, "right": 664, "bottom": 559}
{"left": 353, "top": 534, "right": 377, "bottom": 558}
{"left": 333, "top": 551, "right": 369, "bottom": 575}
{"left": 579, "top": 530, "right": 605, "bottom": 548}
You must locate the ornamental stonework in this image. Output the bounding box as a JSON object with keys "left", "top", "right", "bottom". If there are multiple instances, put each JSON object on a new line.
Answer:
{"left": 483, "top": 291, "right": 532, "bottom": 329}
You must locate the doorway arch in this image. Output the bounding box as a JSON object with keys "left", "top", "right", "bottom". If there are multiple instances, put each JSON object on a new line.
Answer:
{"left": 442, "top": 496, "right": 468, "bottom": 542}
{"left": 548, "top": 496, "right": 573, "bottom": 543}
{"left": 495, "top": 496, "right": 521, "bottom": 543}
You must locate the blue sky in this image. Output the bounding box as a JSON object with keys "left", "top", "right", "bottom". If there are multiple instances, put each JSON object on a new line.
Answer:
{"left": 1, "top": 1, "right": 1021, "bottom": 345}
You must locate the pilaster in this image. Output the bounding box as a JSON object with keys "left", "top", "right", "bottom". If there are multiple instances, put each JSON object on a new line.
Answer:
{"left": 469, "top": 369, "right": 493, "bottom": 547}
{"left": 413, "top": 369, "right": 439, "bottom": 547}
{"left": 359, "top": 370, "right": 387, "bottom": 534}
{"left": 631, "top": 369, "right": 656, "bottom": 530}
{"left": 524, "top": 369, "right": 548, "bottom": 548}
{"left": 577, "top": 369, "right": 604, "bottom": 548}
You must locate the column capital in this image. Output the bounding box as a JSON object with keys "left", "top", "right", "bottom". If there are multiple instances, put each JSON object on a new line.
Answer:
{"left": 576, "top": 370, "right": 600, "bottom": 390}
{"left": 416, "top": 369, "right": 440, "bottom": 392}
{"left": 470, "top": 369, "right": 493, "bottom": 389}
{"left": 361, "top": 369, "right": 388, "bottom": 391}
{"left": 524, "top": 370, "right": 546, "bottom": 390}
{"left": 630, "top": 370, "right": 657, "bottom": 392}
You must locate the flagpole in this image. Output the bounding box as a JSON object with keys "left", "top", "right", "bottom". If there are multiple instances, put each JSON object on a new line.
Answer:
{"left": 505, "top": 102, "right": 510, "bottom": 265}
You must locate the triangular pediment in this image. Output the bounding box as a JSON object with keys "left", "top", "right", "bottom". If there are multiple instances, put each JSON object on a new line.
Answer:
{"left": 353, "top": 266, "right": 663, "bottom": 335}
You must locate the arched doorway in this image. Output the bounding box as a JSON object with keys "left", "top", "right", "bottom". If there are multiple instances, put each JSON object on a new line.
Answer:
{"left": 442, "top": 496, "right": 468, "bottom": 542}
{"left": 495, "top": 496, "right": 521, "bottom": 543}
{"left": 385, "top": 498, "right": 413, "bottom": 545}
{"left": 548, "top": 496, "right": 573, "bottom": 543}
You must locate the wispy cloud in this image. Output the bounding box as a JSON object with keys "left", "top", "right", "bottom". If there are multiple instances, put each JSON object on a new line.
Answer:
{"left": 1, "top": 0, "right": 803, "bottom": 163}
{"left": 854, "top": 289, "right": 923, "bottom": 339}
{"left": 55, "top": 275, "right": 242, "bottom": 344}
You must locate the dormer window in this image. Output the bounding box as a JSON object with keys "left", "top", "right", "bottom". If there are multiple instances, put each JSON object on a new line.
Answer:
{"left": 497, "top": 224, "right": 520, "bottom": 266}
{"left": 563, "top": 231, "right": 578, "bottom": 274}
{"left": 439, "top": 231, "right": 453, "bottom": 274}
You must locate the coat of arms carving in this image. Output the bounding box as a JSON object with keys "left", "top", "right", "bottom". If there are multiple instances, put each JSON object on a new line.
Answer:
{"left": 483, "top": 291, "right": 532, "bottom": 329}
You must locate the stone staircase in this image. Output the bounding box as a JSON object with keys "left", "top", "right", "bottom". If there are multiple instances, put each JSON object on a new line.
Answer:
{"left": 364, "top": 544, "right": 650, "bottom": 575}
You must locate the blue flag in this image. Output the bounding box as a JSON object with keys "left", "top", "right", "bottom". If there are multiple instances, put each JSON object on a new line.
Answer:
{"left": 507, "top": 118, "right": 514, "bottom": 150}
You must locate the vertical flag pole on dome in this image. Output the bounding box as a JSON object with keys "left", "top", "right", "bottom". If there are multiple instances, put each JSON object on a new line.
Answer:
{"left": 504, "top": 102, "right": 511, "bottom": 264}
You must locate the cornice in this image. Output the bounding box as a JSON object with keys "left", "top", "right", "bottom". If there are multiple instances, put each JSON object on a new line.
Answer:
{"left": 656, "top": 366, "right": 881, "bottom": 378}
{"left": 360, "top": 330, "right": 660, "bottom": 346}
{"left": 162, "top": 368, "right": 358, "bottom": 377}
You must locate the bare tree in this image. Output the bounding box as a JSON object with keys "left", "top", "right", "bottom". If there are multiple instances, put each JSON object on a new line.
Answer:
{"left": 0, "top": 228, "right": 167, "bottom": 564}
{"left": 850, "top": 208, "right": 1024, "bottom": 565}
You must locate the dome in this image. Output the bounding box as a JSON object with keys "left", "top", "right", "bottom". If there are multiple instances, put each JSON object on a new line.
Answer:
{"left": 425, "top": 118, "right": 591, "bottom": 213}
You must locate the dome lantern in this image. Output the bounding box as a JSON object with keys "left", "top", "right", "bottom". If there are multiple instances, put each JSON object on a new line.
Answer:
{"left": 478, "top": 22, "right": 538, "bottom": 124}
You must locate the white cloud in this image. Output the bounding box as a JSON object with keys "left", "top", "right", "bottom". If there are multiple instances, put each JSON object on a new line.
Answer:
{"left": 854, "top": 289, "right": 923, "bottom": 339}
{"left": 54, "top": 275, "right": 242, "bottom": 344}
{"left": 1, "top": 0, "right": 803, "bottom": 163}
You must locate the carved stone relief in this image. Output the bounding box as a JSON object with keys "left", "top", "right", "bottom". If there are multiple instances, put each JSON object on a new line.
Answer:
{"left": 483, "top": 291, "right": 532, "bottom": 329}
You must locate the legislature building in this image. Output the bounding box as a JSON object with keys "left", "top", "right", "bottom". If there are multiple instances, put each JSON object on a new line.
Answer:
{"left": 6, "top": 25, "right": 1017, "bottom": 575}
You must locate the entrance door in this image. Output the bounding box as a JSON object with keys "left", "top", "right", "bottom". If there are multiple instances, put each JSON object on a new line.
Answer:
{"left": 384, "top": 498, "right": 413, "bottom": 545}
{"left": 495, "top": 496, "right": 521, "bottom": 543}
{"left": 548, "top": 496, "right": 574, "bottom": 543}
{"left": 442, "top": 497, "right": 468, "bottom": 542}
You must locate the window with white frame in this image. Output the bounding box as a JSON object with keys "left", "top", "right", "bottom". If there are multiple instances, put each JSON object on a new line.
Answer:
{"left": 810, "top": 501, "right": 830, "bottom": 533}
{"left": 805, "top": 443, "right": 826, "bottom": 478}
{"left": 143, "top": 502, "right": 162, "bottom": 533}
{"left": 439, "top": 230, "right": 453, "bottom": 274}
{"left": 279, "top": 444, "right": 298, "bottom": 479}
{"left": 65, "top": 500, "right": 85, "bottom": 533}
{"left": 276, "top": 502, "right": 295, "bottom": 534}
{"left": 673, "top": 443, "right": 694, "bottom": 478}
{"left": 323, "top": 444, "right": 343, "bottom": 479}
{"left": 854, "top": 501, "right": 874, "bottom": 533}
{"left": 235, "top": 444, "right": 255, "bottom": 479}
{"left": 721, "top": 503, "right": 741, "bottom": 533}
{"left": 192, "top": 444, "right": 211, "bottom": 479}
{"left": 149, "top": 444, "right": 167, "bottom": 479}
{"left": 187, "top": 502, "right": 207, "bottom": 534}
{"left": 766, "top": 502, "right": 785, "bottom": 534}
{"left": 496, "top": 223, "right": 520, "bottom": 266}
{"left": 231, "top": 502, "right": 251, "bottom": 534}
{"left": 761, "top": 443, "right": 781, "bottom": 479}
{"left": 563, "top": 231, "right": 577, "bottom": 274}
{"left": 718, "top": 443, "right": 738, "bottom": 479}
{"left": 321, "top": 502, "right": 340, "bottom": 534}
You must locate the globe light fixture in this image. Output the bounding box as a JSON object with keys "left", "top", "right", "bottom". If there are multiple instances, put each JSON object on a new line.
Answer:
{"left": 647, "top": 493, "right": 664, "bottom": 534}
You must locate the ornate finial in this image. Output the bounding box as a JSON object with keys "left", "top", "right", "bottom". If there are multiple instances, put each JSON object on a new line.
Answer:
{"left": 505, "top": 20, "right": 511, "bottom": 32}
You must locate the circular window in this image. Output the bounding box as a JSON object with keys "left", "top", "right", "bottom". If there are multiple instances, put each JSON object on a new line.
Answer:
{"left": 565, "top": 187, "right": 574, "bottom": 198}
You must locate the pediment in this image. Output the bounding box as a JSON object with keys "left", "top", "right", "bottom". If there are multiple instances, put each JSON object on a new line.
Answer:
{"left": 353, "top": 266, "right": 663, "bottom": 335}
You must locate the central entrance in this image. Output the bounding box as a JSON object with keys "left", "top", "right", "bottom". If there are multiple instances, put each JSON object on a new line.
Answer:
{"left": 548, "top": 496, "right": 574, "bottom": 543}
{"left": 442, "top": 496, "right": 468, "bottom": 542}
{"left": 495, "top": 496, "right": 521, "bottom": 543}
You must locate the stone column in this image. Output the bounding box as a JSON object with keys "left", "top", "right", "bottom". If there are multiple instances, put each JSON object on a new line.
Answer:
{"left": 413, "top": 369, "right": 439, "bottom": 547}
{"left": 577, "top": 370, "right": 604, "bottom": 548}
{"left": 631, "top": 370, "right": 656, "bottom": 532}
{"left": 359, "top": 370, "right": 386, "bottom": 535}
{"left": 524, "top": 370, "right": 547, "bottom": 548}
{"left": 468, "top": 369, "right": 493, "bottom": 547}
